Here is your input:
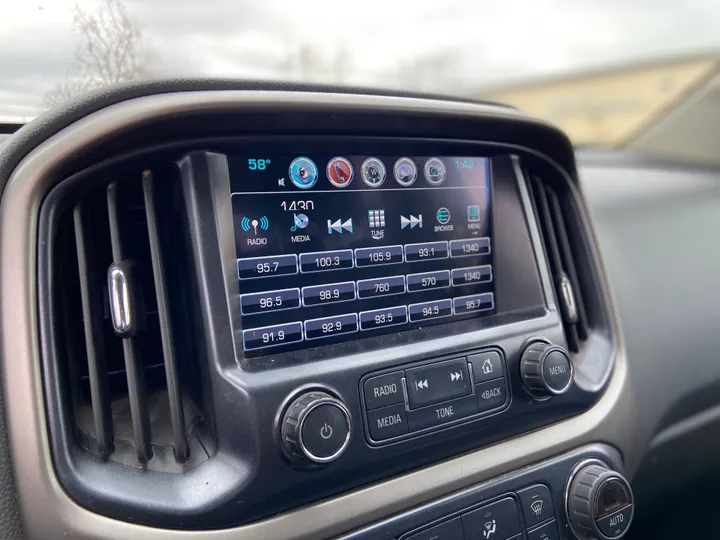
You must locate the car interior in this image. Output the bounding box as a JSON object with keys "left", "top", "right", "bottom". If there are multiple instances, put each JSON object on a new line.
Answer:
{"left": 1, "top": 2, "right": 720, "bottom": 540}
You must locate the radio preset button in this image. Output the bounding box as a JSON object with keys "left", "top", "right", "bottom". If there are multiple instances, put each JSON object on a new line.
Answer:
{"left": 453, "top": 292, "right": 494, "bottom": 315}
{"left": 407, "top": 395, "right": 477, "bottom": 432}
{"left": 406, "top": 270, "right": 451, "bottom": 292}
{"left": 356, "top": 275, "right": 405, "bottom": 299}
{"left": 476, "top": 378, "right": 508, "bottom": 412}
{"left": 242, "top": 321, "right": 303, "bottom": 351}
{"left": 359, "top": 305, "right": 408, "bottom": 331}
{"left": 240, "top": 288, "right": 300, "bottom": 315}
{"left": 404, "top": 241, "right": 449, "bottom": 262}
{"left": 408, "top": 299, "right": 453, "bottom": 322}
{"left": 405, "top": 359, "right": 472, "bottom": 409}
{"left": 355, "top": 245, "right": 404, "bottom": 267}
{"left": 364, "top": 372, "right": 405, "bottom": 410}
{"left": 299, "top": 249, "right": 354, "bottom": 273}
{"left": 468, "top": 350, "right": 505, "bottom": 383}
{"left": 304, "top": 313, "right": 358, "bottom": 341}
{"left": 449, "top": 237, "right": 491, "bottom": 258}
{"left": 237, "top": 254, "right": 298, "bottom": 280}
{"left": 367, "top": 403, "right": 408, "bottom": 441}
{"left": 451, "top": 265, "right": 493, "bottom": 286}
{"left": 301, "top": 281, "right": 356, "bottom": 306}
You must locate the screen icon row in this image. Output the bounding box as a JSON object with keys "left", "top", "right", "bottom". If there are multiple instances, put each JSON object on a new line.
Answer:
{"left": 288, "top": 157, "right": 447, "bottom": 190}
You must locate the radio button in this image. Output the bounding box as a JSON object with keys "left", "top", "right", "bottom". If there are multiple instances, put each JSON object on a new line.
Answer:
{"left": 405, "top": 359, "right": 472, "bottom": 408}
{"left": 242, "top": 321, "right": 303, "bottom": 351}
{"left": 240, "top": 288, "right": 300, "bottom": 315}
{"left": 407, "top": 395, "right": 477, "bottom": 432}
{"left": 404, "top": 241, "right": 449, "bottom": 262}
{"left": 299, "top": 249, "right": 354, "bottom": 273}
{"left": 302, "top": 281, "right": 356, "bottom": 306}
{"left": 355, "top": 245, "right": 404, "bottom": 267}
{"left": 357, "top": 275, "right": 405, "bottom": 299}
{"left": 476, "top": 378, "right": 508, "bottom": 412}
{"left": 359, "top": 305, "right": 408, "bottom": 331}
{"left": 364, "top": 372, "right": 405, "bottom": 410}
{"left": 408, "top": 299, "right": 453, "bottom": 322}
{"left": 468, "top": 350, "right": 505, "bottom": 383}
{"left": 367, "top": 403, "right": 408, "bottom": 441}
{"left": 451, "top": 265, "right": 493, "bottom": 286}
{"left": 449, "top": 237, "right": 491, "bottom": 258}
{"left": 406, "top": 270, "right": 451, "bottom": 292}
{"left": 237, "top": 254, "right": 298, "bottom": 280}
{"left": 304, "top": 313, "right": 358, "bottom": 341}
{"left": 453, "top": 292, "right": 494, "bottom": 315}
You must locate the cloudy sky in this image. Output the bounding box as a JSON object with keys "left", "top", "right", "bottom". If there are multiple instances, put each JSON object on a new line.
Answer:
{"left": 1, "top": 0, "right": 719, "bottom": 121}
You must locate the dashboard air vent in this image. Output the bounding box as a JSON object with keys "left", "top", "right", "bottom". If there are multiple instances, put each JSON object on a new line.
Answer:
{"left": 54, "top": 167, "right": 212, "bottom": 471}
{"left": 528, "top": 176, "right": 590, "bottom": 353}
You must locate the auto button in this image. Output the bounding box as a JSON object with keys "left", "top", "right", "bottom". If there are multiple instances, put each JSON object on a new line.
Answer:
{"left": 405, "top": 358, "right": 472, "bottom": 408}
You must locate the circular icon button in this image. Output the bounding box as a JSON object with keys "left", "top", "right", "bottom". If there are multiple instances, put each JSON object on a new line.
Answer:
{"left": 361, "top": 157, "right": 386, "bottom": 187}
{"left": 326, "top": 157, "right": 354, "bottom": 188}
{"left": 289, "top": 157, "right": 319, "bottom": 190}
{"left": 424, "top": 157, "right": 447, "bottom": 185}
{"left": 394, "top": 157, "right": 417, "bottom": 186}
{"left": 436, "top": 207, "right": 451, "bottom": 224}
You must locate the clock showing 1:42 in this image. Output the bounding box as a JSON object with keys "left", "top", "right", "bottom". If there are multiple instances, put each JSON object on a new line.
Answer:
{"left": 454, "top": 159, "right": 476, "bottom": 169}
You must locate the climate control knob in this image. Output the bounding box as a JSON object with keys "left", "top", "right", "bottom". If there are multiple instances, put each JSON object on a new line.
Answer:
{"left": 566, "top": 461, "right": 634, "bottom": 539}
{"left": 280, "top": 391, "right": 352, "bottom": 466}
{"left": 520, "top": 341, "right": 573, "bottom": 398}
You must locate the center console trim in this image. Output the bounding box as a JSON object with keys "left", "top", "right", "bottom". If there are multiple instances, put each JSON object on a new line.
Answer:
{"left": 0, "top": 90, "right": 632, "bottom": 540}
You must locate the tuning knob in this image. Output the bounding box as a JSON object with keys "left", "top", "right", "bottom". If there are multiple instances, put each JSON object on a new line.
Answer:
{"left": 280, "top": 391, "right": 352, "bottom": 466}
{"left": 566, "top": 461, "right": 634, "bottom": 539}
{"left": 520, "top": 341, "right": 574, "bottom": 398}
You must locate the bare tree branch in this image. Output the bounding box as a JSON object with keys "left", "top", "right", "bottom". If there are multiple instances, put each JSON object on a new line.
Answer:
{"left": 45, "top": 0, "right": 146, "bottom": 107}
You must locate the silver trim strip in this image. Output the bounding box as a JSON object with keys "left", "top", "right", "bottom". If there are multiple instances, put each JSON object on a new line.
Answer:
{"left": 0, "top": 90, "right": 631, "bottom": 540}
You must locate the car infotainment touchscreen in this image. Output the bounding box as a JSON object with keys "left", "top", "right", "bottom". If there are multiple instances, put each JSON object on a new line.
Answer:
{"left": 229, "top": 152, "right": 493, "bottom": 357}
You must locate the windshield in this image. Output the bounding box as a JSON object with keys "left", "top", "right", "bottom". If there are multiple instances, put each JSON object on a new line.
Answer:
{"left": 2, "top": 0, "right": 719, "bottom": 151}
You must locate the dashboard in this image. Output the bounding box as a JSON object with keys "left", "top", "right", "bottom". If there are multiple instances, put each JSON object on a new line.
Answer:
{"left": 0, "top": 84, "right": 717, "bottom": 540}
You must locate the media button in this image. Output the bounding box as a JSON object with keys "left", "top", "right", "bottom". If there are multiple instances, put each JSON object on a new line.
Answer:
{"left": 404, "top": 241, "right": 449, "bottom": 262}
{"left": 405, "top": 358, "right": 472, "bottom": 408}
{"left": 242, "top": 321, "right": 303, "bottom": 351}
{"left": 302, "top": 281, "right": 356, "bottom": 306}
{"left": 359, "top": 305, "right": 408, "bottom": 331}
{"left": 299, "top": 249, "right": 354, "bottom": 273}
{"left": 406, "top": 270, "right": 451, "bottom": 292}
{"left": 355, "top": 245, "right": 403, "bottom": 267}
{"left": 453, "top": 292, "right": 494, "bottom": 315}
{"left": 240, "top": 288, "right": 300, "bottom": 315}
{"left": 407, "top": 395, "right": 477, "bottom": 431}
{"left": 237, "top": 254, "right": 298, "bottom": 280}
{"left": 357, "top": 275, "right": 405, "bottom": 299}
{"left": 367, "top": 403, "right": 408, "bottom": 441}
{"left": 451, "top": 265, "right": 493, "bottom": 286}
{"left": 408, "top": 299, "right": 452, "bottom": 322}
{"left": 304, "top": 313, "right": 358, "bottom": 341}
{"left": 450, "top": 237, "right": 491, "bottom": 258}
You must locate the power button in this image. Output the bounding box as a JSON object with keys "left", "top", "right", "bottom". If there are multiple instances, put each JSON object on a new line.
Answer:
{"left": 281, "top": 391, "right": 352, "bottom": 466}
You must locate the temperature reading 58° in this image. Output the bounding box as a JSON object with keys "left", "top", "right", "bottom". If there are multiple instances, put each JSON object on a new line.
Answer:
{"left": 248, "top": 158, "right": 271, "bottom": 170}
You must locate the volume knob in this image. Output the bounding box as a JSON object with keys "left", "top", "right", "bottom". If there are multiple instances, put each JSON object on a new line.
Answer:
{"left": 280, "top": 391, "right": 352, "bottom": 466}
{"left": 520, "top": 342, "right": 574, "bottom": 398}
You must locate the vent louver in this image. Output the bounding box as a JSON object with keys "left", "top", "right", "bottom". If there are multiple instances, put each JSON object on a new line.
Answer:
{"left": 528, "top": 176, "right": 590, "bottom": 353}
{"left": 56, "top": 167, "right": 212, "bottom": 470}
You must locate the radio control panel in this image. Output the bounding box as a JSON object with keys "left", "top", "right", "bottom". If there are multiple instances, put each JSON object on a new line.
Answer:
{"left": 361, "top": 348, "right": 510, "bottom": 444}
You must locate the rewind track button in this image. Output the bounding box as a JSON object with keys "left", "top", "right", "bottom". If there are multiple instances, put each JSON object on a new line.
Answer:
{"left": 405, "top": 358, "right": 472, "bottom": 409}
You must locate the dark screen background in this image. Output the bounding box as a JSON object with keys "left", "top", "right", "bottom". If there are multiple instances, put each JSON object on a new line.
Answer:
{"left": 229, "top": 154, "right": 494, "bottom": 358}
